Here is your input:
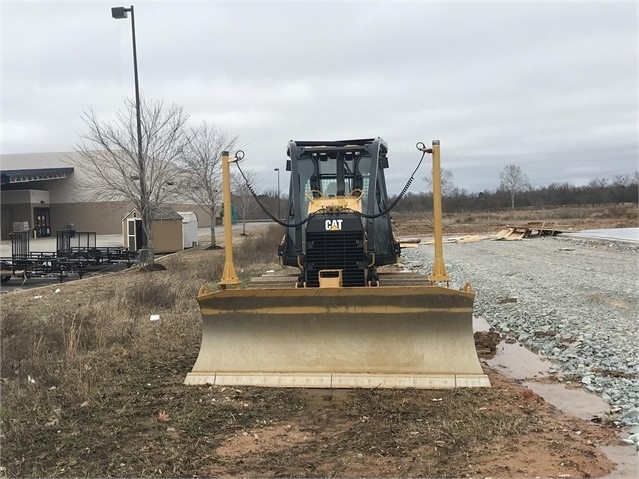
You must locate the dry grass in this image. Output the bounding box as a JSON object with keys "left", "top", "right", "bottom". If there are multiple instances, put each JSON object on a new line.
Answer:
{"left": 476, "top": 203, "right": 633, "bottom": 221}
{"left": 444, "top": 202, "right": 638, "bottom": 224}
{"left": 0, "top": 218, "right": 620, "bottom": 478}
{"left": 400, "top": 203, "right": 639, "bottom": 224}
{"left": 0, "top": 227, "right": 283, "bottom": 440}
{"left": 392, "top": 203, "right": 638, "bottom": 236}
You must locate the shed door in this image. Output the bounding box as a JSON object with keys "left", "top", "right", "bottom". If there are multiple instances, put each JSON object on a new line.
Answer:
{"left": 127, "top": 219, "right": 137, "bottom": 250}
{"left": 127, "top": 218, "right": 146, "bottom": 251}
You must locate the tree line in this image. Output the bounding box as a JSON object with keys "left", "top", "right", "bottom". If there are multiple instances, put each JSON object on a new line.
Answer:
{"left": 396, "top": 165, "right": 638, "bottom": 213}
{"left": 229, "top": 164, "right": 638, "bottom": 220}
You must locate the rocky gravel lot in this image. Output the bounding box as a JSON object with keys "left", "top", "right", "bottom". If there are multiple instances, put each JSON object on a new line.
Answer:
{"left": 403, "top": 235, "right": 639, "bottom": 446}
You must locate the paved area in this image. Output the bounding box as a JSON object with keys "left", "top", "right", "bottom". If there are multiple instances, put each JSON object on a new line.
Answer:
{"left": 0, "top": 223, "right": 271, "bottom": 292}
{"left": 0, "top": 234, "right": 124, "bottom": 258}
{"left": 0, "top": 224, "right": 269, "bottom": 258}
{"left": 563, "top": 227, "right": 639, "bottom": 243}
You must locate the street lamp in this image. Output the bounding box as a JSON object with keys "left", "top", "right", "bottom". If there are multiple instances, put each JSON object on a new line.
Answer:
{"left": 274, "top": 168, "right": 280, "bottom": 220}
{"left": 112, "top": 5, "right": 144, "bottom": 202}
{"left": 112, "top": 5, "right": 148, "bottom": 254}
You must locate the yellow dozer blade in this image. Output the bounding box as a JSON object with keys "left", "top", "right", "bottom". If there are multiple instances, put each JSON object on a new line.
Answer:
{"left": 185, "top": 144, "right": 490, "bottom": 389}
{"left": 184, "top": 284, "right": 489, "bottom": 388}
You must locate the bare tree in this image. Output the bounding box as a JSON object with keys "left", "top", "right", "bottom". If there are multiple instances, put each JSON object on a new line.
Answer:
{"left": 231, "top": 168, "right": 258, "bottom": 235}
{"left": 499, "top": 164, "right": 530, "bottom": 210}
{"left": 423, "top": 169, "right": 456, "bottom": 197}
{"left": 74, "top": 99, "right": 190, "bottom": 265}
{"left": 177, "top": 122, "right": 239, "bottom": 248}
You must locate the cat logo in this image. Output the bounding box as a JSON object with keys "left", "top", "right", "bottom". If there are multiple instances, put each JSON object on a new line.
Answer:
{"left": 325, "top": 219, "right": 343, "bottom": 231}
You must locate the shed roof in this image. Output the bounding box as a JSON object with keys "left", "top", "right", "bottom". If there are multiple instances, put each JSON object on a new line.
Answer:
{"left": 123, "top": 207, "right": 184, "bottom": 221}
{"left": 154, "top": 208, "right": 184, "bottom": 220}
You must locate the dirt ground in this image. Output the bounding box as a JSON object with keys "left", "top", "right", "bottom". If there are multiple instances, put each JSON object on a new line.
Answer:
{"left": 1, "top": 206, "right": 637, "bottom": 478}
{"left": 201, "top": 370, "right": 618, "bottom": 478}
{"left": 390, "top": 207, "right": 638, "bottom": 238}
{"left": 2, "top": 346, "right": 622, "bottom": 478}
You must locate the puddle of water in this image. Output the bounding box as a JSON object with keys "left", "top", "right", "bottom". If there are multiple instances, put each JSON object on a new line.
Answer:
{"left": 487, "top": 341, "right": 550, "bottom": 380}
{"left": 522, "top": 381, "right": 609, "bottom": 420}
{"left": 600, "top": 445, "right": 639, "bottom": 478}
{"left": 474, "top": 316, "right": 551, "bottom": 380}
{"left": 474, "top": 315, "right": 638, "bottom": 477}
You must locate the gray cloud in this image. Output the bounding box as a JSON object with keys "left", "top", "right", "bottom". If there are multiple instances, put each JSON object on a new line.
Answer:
{"left": 2, "top": 1, "right": 636, "bottom": 194}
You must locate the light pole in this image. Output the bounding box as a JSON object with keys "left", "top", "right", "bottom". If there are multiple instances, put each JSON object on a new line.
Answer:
{"left": 112, "top": 5, "right": 147, "bottom": 252}
{"left": 111, "top": 6, "right": 142, "bottom": 171}
{"left": 274, "top": 168, "right": 280, "bottom": 219}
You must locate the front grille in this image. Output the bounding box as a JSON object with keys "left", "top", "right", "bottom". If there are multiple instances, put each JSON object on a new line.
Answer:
{"left": 306, "top": 231, "right": 366, "bottom": 287}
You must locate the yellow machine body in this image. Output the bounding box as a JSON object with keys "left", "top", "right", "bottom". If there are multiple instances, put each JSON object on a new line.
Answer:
{"left": 306, "top": 190, "right": 364, "bottom": 215}
{"left": 184, "top": 142, "right": 490, "bottom": 389}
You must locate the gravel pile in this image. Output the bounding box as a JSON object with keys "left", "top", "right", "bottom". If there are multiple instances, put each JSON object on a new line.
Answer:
{"left": 402, "top": 235, "right": 639, "bottom": 443}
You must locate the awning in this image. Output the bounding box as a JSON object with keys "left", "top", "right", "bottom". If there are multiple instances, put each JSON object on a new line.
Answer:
{"left": 0, "top": 167, "right": 74, "bottom": 185}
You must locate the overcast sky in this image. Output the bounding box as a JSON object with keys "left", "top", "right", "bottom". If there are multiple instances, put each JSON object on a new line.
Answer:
{"left": 1, "top": 1, "right": 637, "bottom": 194}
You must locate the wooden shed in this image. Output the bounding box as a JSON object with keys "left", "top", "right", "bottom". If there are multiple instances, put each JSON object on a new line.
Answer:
{"left": 122, "top": 207, "right": 184, "bottom": 254}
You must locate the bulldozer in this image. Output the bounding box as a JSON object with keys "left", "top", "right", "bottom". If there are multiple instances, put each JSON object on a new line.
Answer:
{"left": 184, "top": 139, "right": 490, "bottom": 388}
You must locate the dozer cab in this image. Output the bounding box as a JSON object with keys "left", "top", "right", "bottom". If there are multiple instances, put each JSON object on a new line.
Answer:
{"left": 185, "top": 139, "right": 490, "bottom": 389}
{"left": 278, "top": 138, "right": 399, "bottom": 287}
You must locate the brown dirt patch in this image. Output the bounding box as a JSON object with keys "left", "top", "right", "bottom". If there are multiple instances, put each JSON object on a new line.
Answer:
{"left": 1, "top": 210, "right": 633, "bottom": 478}
{"left": 196, "top": 370, "right": 619, "bottom": 478}
{"left": 391, "top": 204, "right": 638, "bottom": 238}
{"left": 474, "top": 330, "right": 502, "bottom": 359}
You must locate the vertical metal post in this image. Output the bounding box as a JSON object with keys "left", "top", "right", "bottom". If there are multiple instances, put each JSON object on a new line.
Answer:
{"left": 219, "top": 151, "right": 240, "bottom": 288}
{"left": 128, "top": 6, "right": 148, "bottom": 252}
{"left": 129, "top": 5, "right": 144, "bottom": 192}
{"left": 112, "top": 5, "right": 147, "bottom": 249}
{"left": 429, "top": 140, "right": 450, "bottom": 283}
{"left": 274, "top": 167, "right": 280, "bottom": 219}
